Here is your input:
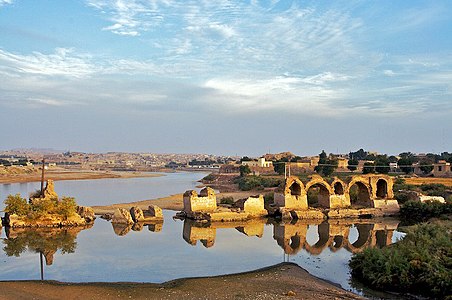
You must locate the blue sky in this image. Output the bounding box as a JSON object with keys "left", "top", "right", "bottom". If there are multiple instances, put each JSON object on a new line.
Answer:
{"left": 0, "top": 0, "right": 451, "bottom": 156}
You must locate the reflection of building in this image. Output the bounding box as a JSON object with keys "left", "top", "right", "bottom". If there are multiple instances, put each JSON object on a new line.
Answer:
{"left": 183, "top": 220, "right": 216, "bottom": 248}
{"left": 273, "top": 219, "right": 399, "bottom": 255}
{"left": 182, "top": 219, "right": 266, "bottom": 248}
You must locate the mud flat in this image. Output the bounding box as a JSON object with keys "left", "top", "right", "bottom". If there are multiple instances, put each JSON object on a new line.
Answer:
{"left": 0, "top": 167, "right": 163, "bottom": 184}
{"left": 0, "top": 263, "right": 363, "bottom": 300}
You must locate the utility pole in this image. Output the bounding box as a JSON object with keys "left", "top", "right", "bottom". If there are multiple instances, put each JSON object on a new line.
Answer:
{"left": 40, "top": 158, "right": 45, "bottom": 197}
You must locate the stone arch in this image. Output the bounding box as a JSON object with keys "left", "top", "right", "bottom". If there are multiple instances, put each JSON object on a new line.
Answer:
{"left": 376, "top": 179, "right": 388, "bottom": 199}
{"left": 284, "top": 176, "right": 306, "bottom": 196}
{"left": 346, "top": 178, "right": 372, "bottom": 208}
{"left": 305, "top": 177, "right": 333, "bottom": 208}
{"left": 331, "top": 178, "right": 346, "bottom": 195}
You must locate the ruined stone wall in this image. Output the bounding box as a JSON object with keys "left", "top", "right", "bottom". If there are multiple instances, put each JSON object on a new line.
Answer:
{"left": 235, "top": 195, "right": 267, "bottom": 216}
{"left": 183, "top": 187, "right": 217, "bottom": 213}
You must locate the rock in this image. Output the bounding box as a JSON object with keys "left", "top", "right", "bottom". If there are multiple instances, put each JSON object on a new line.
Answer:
{"left": 147, "top": 205, "right": 163, "bottom": 219}
{"left": 76, "top": 206, "right": 96, "bottom": 223}
{"left": 130, "top": 206, "right": 144, "bottom": 222}
{"left": 286, "top": 290, "right": 296, "bottom": 296}
{"left": 42, "top": 179, "right": 58, "bottom": 200}
{"left": 111, "top": 208, "right": 134, "bottom": 224}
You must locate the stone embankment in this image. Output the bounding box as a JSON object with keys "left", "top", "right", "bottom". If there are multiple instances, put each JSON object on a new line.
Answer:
{"left": 176, "top": 175, "right": 400, "bottom": 222}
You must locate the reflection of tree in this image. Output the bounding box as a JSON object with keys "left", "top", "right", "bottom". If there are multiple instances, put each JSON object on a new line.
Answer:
{"left": 3, "top": 226, "right": 91, "bottom": 265}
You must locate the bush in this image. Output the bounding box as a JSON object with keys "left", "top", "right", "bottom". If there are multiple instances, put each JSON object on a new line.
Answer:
{"left": 56, "top": 196, "right": 77, "bottom": 219}
{"left": 400, "top": 200, "right": 452, "bottom": 223}
{"left": 219, "top": 196, "right": 235, "bottom": 205}
{"left": 4, "top": 194, "right": 29, "bottom": 216}
{"left": 419, "top": 183, "right": 448, "bottom": 199}
{"left": 234, "top": 176, "right": 282, "bottom": 191}
{"left": 349, "top": 222, "right": 452, "bottom": 298}
{"left": 202, "top": 174, "right": 216, "bottom": 182}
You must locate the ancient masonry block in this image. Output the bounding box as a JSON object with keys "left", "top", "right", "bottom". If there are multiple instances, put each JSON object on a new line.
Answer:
{"left": 183, "top": 187, "right": 217, "bottom": 213}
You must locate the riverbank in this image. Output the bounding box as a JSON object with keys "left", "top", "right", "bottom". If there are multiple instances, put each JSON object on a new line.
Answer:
{"left": 92, "top": 190, "right": 257, "bottom": 213}
{"left": 0, "top": 167, "right": 163, "bottom": 184}
{"left": 0, "top": 263, "right": 363, "bottom": 300}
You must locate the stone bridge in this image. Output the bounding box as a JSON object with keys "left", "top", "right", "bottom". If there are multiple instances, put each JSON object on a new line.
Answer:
{"left": 274, "top": 174, "right": 399, "bottom": 215}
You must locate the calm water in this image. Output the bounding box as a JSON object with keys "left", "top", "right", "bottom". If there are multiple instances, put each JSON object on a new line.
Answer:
{"left": 0, "top": 173, "right": 403, "bottom": 297}
{"left": 0, "top": 172, "right": 208, "bottom": 207}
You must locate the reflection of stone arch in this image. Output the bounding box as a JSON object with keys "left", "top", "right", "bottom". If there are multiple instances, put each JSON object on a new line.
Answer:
{"left": 374, "top": 230, "right": 393, "bottom": 248}
{"left": 347, "top": 178, "right": 372, "bottom": 208}
{"left": 304, "top": 222, "right": 330, "bottom": 255}
{"left": 305, "top": 177, "right": 333, "bottom": 208}
{"left": 376, "top": 179, "right": 388, "bottom": 199}
{"left": 273, "top": 222, "right": 307, "bottom": 255}
{"left": 345, "top": 224, "right": 373, "bottom": 253}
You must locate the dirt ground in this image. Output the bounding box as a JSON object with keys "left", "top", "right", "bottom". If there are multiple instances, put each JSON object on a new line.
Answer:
{"left": 92, "top": 190, "right": 259, "bottom": 214}
{"left": 0, "top": 168, "right": 162, "bottom": 184}
{"left": 404, "top": 177, "right": 452, "bottom": 187}
{"left": 0, "top": 263, "right": 363, "bottom": 300}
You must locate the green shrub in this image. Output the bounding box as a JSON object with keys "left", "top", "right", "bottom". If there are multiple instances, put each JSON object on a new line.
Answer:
{"left": 234, "top": 176, "right": 281, "bottom": 191}
{"left": 202, "top": 174, "right": 216, "bottom": 182}
{"left": 56, "top": 196, "right": 77, "bottom": 219}
{"left": 349, "top": 222, "right": 452, "bottom": 298}
{"left": 419, "top": 183, "right": 448, "bottom": 199}
{"left": 219, "top": 196, "right": 235, "bottom": 205}
{"left": 4, "top": 194, "right": 29, "bottom": 216}
{"left": 400, "top": 200, "right": 452, "bottom": 223}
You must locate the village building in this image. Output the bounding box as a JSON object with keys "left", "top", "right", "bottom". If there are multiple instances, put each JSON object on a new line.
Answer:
{"left": 432, "top": 160, "right": 452, "bottom": 177}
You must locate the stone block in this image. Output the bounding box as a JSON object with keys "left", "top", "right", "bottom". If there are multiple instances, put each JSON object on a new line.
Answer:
{"left": 112, "top": 208, "right": 134, "bottom": 224}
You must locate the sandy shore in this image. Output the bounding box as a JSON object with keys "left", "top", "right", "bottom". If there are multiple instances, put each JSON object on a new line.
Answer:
{"left": 0, "top": 169, "right": 163, "bottom": 184}
{"left": 92, "top": 190, "right": 258, "bottom": 214}
{"left": 0, "top": 263, "right": 363, "bottom": 300}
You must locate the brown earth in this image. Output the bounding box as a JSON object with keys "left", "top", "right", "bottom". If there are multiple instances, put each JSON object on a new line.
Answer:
{"left": 404, "top": 177, "right": 452, "bottom": 187}
{"left": 0, "top": 263, "right": 363, "bottom": 300}
{"left": 0, "top": 167, "right": 162, "bottom": 184}
{"left": 92, "top": 190, "right": 259, "bottom": 214}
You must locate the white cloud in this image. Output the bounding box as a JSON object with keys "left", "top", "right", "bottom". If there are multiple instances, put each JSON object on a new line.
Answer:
{"left": 0, "top": 48, "right": 98, "bottom": 78}
{"left": 0, "top": 0, "right": 13, "bottom": 7}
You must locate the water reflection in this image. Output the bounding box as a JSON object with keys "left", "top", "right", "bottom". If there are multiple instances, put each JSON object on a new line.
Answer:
{"left": 274, "top": 219, "right": 399, "bottom": 255}
{"left": 111, "top": 220, "right": 163, "bottom": 236}
{"left": 2, "top": 225, "right": 92, "bottom": 265}
{"left": 180, "top": 218, "right": 399, "bottom": 254}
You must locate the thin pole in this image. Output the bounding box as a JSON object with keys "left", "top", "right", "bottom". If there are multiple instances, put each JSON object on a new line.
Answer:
{"left": 40, "top": 158, "right": 45, "bottom": 197}
{"left": 40, "top": 252, "right": 44, "bottom": 280}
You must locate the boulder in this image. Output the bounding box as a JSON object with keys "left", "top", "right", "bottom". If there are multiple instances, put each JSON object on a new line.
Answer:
{"left": 112, "top": 208, "right": 133, "bottom": 224}
{"left": 130, "top": 206, "right": 144, "bottom": 222}
{"left": 76, "top": 206, "right": 96, "bottom": 223}
{"left": 147, "top": 205, "right": 163, "bottom": 219}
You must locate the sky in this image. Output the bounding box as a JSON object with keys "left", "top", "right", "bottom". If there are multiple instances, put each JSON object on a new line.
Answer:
{"left": 0, "top": 0, "right": 451, "bottom": 156}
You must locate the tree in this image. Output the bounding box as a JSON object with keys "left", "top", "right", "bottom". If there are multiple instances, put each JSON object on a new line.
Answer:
{"left": 362, "top": 162, "right": 375, "bottom": 174}
{"left": 273, "top": 157, "right": 289, "bottom": 175}
{"left": 349, "top": 149, "right": 367, "bottom": 160}
{"left": 419, "top": 158, "right": 434, "bottom": 175}
{"left": 315, "top": 151, "right": 337, "bottom": 177}
{"left": 374, "top": 155, "right": 390, "bottom": 174}
{"left": 239, "top": 165, "right": 251, "bottom": 177}
{"left": 57, "top": 197, "right": 77, "bottom": 219}
{"left": 4, "top": 194, "right": 29, "bottom": 216}
{"left": 348, "top": 159, "right": 359, "bottom": 171}
{"left": 398, "top": 152, "right": 418, "bottom": 174}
